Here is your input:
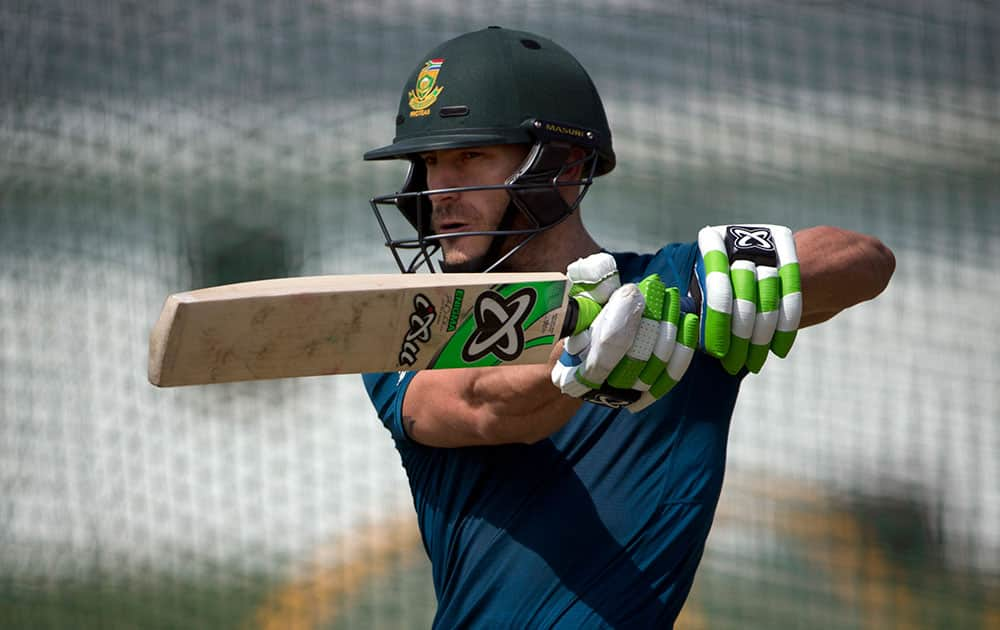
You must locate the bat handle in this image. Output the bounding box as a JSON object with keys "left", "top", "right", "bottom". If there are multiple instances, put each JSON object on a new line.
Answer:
{"left": 559, "top": 295, "right": 602, "bottom": 339}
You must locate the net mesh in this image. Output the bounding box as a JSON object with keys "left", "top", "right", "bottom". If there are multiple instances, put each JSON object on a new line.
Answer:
{"left": 2, "top": 1, "right": 998, "bottom": 628}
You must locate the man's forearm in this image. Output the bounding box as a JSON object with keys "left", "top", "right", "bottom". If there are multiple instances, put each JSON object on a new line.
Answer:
{"left": 797, "top": 226, "right": 896, "bottom": 327}
{"left": 403, "top": 343, "right": 582, "bottom": 447}
{"left": 468, "top": 358, "right": 584, "bottom": 443}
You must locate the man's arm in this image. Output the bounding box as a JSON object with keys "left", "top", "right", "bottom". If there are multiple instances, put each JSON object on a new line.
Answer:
{"left": 796, "top": 226, "right": 895, "bottom": 328}
{"left": 402, "top": 226, "right": 895, "bottom": 449}
{"left": 402, "top": 342, "right": 583, "bottom": 448}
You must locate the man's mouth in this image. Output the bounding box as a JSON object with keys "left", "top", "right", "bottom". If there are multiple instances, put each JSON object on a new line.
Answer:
{"left": 436, "top": 222, "right": 470, "bottom": 234}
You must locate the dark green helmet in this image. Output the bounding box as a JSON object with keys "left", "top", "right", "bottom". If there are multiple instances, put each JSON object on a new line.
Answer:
{"left": 366, "top": 27, "right": 615, "bottom": 273}
{"left": 364, "top": 26, "right": 615, "bottom": 174}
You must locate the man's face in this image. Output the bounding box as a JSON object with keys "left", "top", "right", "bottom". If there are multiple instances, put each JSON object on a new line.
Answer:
{"left": 421, "top": 144, "right": 529, "bottom": 272}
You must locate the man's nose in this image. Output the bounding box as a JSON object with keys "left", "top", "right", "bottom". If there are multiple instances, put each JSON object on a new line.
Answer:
{"left": 427, "top": 166, "right": 460, "bottom": 204}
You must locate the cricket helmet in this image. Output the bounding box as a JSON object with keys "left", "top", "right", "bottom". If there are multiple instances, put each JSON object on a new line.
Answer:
{"left": 365, "top": 26, "right": 615, "bottom": 272}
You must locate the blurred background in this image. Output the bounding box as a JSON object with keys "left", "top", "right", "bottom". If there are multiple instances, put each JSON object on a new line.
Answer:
{"left": 2, "top": 1, "right": 998, "bottom": 628}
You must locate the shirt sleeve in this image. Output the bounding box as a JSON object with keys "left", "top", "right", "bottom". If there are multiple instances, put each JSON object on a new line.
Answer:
{"left": 362, "top": 371, "right": 417, "bottom": 443}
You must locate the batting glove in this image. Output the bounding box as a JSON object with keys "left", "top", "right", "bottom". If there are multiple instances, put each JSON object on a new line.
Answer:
{"left": 695, "top": 224, "right": 802, "bottom": 374}
{"left": 552, "top": 253, "right": 698, "bottom": 411}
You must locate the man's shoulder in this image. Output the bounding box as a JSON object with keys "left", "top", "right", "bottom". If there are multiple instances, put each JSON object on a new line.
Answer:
{"left": 609, "top": 242, "right": 698, "bottom": 288}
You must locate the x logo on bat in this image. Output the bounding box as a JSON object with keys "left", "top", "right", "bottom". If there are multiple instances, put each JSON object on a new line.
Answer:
{"left": 462, "top": 288, "right": 536, "bottom": 363}
{"left": 398, "top": 294, "right": 436, "bottom": 367}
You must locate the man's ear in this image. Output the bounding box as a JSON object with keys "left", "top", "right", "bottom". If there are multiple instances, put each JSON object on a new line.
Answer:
{"left": 558, "top": 147, "right": 588, "bottom": 181}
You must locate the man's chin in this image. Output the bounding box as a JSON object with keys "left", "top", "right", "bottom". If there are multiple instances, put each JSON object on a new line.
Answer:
{"left": 440, "top": 254, "right": 489, "bottom": 273}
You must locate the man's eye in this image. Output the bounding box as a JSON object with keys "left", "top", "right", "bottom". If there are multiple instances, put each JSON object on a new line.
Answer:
{"left": 462, "top": 152, "right": 482, "bottom": 161}
{"left": 422, "top": 155, "right": 437, "bottom": 166}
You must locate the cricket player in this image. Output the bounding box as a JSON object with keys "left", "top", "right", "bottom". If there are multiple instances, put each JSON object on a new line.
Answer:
{"left": 362, "top": 27, "right": 894, "bottom": 628}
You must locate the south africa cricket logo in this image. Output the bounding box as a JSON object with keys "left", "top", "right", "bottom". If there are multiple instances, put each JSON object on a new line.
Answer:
{"left": 408, "top": 58, "right": 445, "bottom": 115}
{"left": 461, "top": 288, "right": 536, "bottom": 363}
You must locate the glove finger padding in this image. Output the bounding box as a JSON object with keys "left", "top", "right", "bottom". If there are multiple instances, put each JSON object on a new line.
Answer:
{"left": 636, "top": 286, "right": 681, "bottom": 390}
{"left": 696, "top": 227, "right": 733, "bottom": 359}
{"left": 746, "top": 265, "right": 779, "bottom": 373}
{"left": 575, "top": 284, "right": 645, "bottom": 386}
{"left": 606, "top": 275, "right": 670, "bottom": 389}
{"left": 697, "top": 224, "right": 802, "bottom": 372}
{"left": 627, "top": 311, "right": 699, "bottom": 413}
{"left": 552, "top": 283, "right": 645, "bottom": 398}
{"left": 720, "top": 259, "right": 757, "bottom": 375}
{"left": 770, "top": 226, "right": 801, "bottom": 357}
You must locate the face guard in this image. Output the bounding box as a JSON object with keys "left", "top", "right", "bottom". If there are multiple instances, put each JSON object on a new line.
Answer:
{"left": 370, "top": 124, "right": 601, "bottom": 273}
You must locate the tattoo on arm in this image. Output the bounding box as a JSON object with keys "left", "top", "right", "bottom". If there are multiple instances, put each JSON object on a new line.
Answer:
{"left": 403, "top": 415, "right": 416, "bottom": 439}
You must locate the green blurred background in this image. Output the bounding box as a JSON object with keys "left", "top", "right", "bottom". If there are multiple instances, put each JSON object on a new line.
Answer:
{"left": 2, "top": 1, "right": 998, "bottom": 628}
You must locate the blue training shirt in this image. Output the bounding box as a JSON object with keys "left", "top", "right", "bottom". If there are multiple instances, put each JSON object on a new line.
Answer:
{"left": 363, "top": 243, "right": 744, "bottom": 629}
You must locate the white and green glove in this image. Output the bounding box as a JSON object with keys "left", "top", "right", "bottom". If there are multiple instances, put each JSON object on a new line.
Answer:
{"left": 551, "top": 253, "right": 699, "bottom": 412}
{"left": 695, "top": 224, "right": 802, "bottom": 375}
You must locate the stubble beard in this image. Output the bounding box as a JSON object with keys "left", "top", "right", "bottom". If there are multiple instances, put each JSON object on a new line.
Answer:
{"left": 434, "top": 199, "right": 493, "bottom": 273}
{"left": 433, "top": 198, "right": 532, "bottom": 273}
{"left": 439, "top": 232, "right": 537, "bottom": 273}
{"left": 440, "top": 255, "right": 489, "bottom": 273}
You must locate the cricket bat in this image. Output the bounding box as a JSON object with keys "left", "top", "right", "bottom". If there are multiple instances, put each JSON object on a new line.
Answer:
{"left": 148, "top": 273, "right": 597, "bottom": 387}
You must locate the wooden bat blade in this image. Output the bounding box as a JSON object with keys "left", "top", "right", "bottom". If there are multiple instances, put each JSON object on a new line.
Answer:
{"left": 148, "top": 273, "right": 573, "bottom": 387}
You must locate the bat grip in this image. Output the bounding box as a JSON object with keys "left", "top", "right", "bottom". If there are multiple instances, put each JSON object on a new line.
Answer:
{"left": 559, "top": 295, "right": 601, "bottom": 339}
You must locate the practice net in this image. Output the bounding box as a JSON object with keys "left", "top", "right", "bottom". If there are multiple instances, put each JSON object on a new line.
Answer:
{"left": 2, "top": 1, "right": 998, "bottom": 628}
